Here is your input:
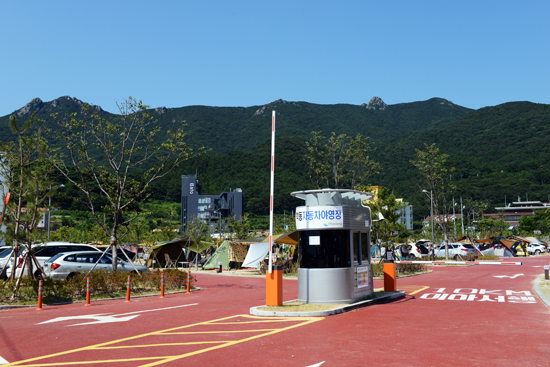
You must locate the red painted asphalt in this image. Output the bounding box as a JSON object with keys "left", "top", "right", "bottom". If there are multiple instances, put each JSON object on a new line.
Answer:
{"left": 1, "top": 255, "right": 549, "bottom": 366}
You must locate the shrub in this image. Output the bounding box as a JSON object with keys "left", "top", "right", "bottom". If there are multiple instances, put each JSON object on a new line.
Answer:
{"left": 0, "top": 269, "right": 193, "bottom": 305}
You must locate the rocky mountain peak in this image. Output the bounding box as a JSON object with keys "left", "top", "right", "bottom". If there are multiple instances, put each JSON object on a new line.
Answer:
{"left": 17, "top": 98, "right": 44, "bottom": 118}
{"left": 362, "top": 96, "right": 388, "bottom": 111}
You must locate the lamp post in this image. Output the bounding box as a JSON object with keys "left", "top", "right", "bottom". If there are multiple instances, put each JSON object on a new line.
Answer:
{"left": 422, "top": 189, "right": 434, "bottom": 260}
{"left": 47, "top": 184, "right": 65, "bottom": 241}
{"left": 453, "top": 198, "right": 457, "bottom": 240}
{"left": 460, "top": 196, "right": 464, "bottom": 237}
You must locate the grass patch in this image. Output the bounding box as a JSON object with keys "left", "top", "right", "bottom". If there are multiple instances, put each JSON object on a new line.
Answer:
{"left": 539, "top": 277, "right": 550, "bottom": 300}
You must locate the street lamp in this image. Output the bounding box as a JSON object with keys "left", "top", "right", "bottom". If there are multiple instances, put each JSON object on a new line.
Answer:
{"left": 422, "top": 189, "right": 434, "bottom": 260}
{"left": 47, "top": 184, "right": 65, "bottom": 241}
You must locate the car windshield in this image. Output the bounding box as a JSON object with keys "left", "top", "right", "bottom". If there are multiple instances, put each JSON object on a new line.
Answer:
{"left": 0, "top": 249, "right": 13, "bottom": 258}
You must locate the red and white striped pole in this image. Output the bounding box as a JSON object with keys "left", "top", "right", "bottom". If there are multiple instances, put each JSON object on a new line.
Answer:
{"left": 125, "top": 275, "right": 131, "bottom": 302}
{"left": 187, "top": 270, "right": 191, "bottom": 293}
{"left": 268, "top": 110, "right": 275, "bottom": 274}
{"left": 85, "top": 277, "right": 91, "bottom": 306}
{"left": 36, "top": 280, "right": 43, "bottom": 311}
{"left": 160, "top": 273, "right": 165, "bottom": 298}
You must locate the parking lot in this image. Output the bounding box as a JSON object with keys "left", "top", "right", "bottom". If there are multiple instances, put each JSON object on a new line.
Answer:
{"left": 1, "top": 255, "right": 549, "bottom": 366}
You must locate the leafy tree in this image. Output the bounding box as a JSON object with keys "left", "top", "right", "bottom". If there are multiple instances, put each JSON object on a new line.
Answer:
{"left": 0, "top": 113, "right": 53, "bottom": 285}
{"left": 49, "top": 97, "right": 206, "bottom": 271}
{"left": 184, "top": 216, "right": 212, "bottom": 271}
{"left": 305, "top": 132, "right": 380, "bottom": 189}
{"left": 411, "top": 143, "right": 455, "bottom": 259}
{"left": 359, "top": 185, "right": 406, "bottom": 245}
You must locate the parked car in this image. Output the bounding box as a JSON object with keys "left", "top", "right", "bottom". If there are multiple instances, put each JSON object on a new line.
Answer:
{"left": 511, "top": 242, "right": 546, "bottom": 256}
{"left": 44, "top": 251, "right": 149, "bottom": 280}
{"left": 106, "top": 248, "right": 137, "bottom": 262}
{"left": 0, "top": 247, "right": 24, "bottom": 279}
{"left": 407, "top": 242, "right": 432, "bottom": 259}
{"left": 434, "top": 243, "right": 478, "bottom": 259}
{"left": 10, "top": 242, "right": 101, "bottom": 279}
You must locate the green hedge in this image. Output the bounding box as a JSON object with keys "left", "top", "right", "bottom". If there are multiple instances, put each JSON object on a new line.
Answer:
{"left": 0, "top": 269, "right": 192, "bottom": 305}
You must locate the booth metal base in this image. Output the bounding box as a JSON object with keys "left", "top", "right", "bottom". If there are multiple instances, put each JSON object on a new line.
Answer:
{"left": 298, "top": 267, "right": 373, "bottom": 304}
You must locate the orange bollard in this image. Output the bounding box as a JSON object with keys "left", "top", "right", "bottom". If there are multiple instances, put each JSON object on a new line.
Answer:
{"left": 85, "top": 277, "right": 91, "bottom": 306}
{"left": 125, "top": 275, "right": 131, "bottom": 302}
{"left": 187, "top": 270, "right": 191, "bottom": 293}
{"left": 266, "top": 265, "right": 283, "bottom": 306}
{"left": 383, "top": 262, "right": 397, "bottom": 292}
{"left": 36, "top": 280, "right": 43, "bottom": 311}
{"left": 160, "top": 273, "right": 165, "bottom": 298}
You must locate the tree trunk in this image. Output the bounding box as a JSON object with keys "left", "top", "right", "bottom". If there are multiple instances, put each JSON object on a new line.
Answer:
{"left": 111, "top": 236, "right": 118, "bottom": 272}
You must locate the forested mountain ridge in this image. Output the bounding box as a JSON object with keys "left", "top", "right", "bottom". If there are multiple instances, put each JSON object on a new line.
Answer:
{"left": 3, "top": 96, "right": 549, "bottom": 224}
{"left": 0, "top": 96, "right": 472, "bottom": 155}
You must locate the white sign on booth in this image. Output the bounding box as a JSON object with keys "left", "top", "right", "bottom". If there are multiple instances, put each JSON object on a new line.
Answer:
{"left": 295, "top": 205, "right": 343, "bottom": 230}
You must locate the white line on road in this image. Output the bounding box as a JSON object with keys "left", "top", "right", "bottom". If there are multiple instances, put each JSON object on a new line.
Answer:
{"left": 36, "top": 303, "right": 199, "bottom": 327}
{"left": 494, "top": 274, "right": 524, "bottom": 279}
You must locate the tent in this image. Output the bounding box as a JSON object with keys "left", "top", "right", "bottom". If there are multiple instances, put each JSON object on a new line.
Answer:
{"left": 146, "top": 241, "right": 187, "bottom": 268}
{"left": 267, "top": 231, "right": 299, "bottom": 246}
{"left": 241, "top": 242, "right": 270, "bottom": 268}
{"left": 203, "top": 241, "right": 250, "bottom": 270}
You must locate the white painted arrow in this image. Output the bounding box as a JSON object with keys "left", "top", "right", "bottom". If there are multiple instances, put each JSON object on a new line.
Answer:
{"left": 37, "top": 303, "right": 198, "bottom": 327}
{"left": 306, "top": 362, "right": 325, "bottom": 367}
{"left": 494, "top": 273, "right": 524, "bottom": 279}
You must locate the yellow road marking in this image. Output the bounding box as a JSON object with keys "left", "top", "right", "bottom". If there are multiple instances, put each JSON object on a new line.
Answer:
{"left": 7, "top": 314, "right": 323, "bottom": 367}
{"left": 409, "top": 286, "right": 430, "bottom": 295}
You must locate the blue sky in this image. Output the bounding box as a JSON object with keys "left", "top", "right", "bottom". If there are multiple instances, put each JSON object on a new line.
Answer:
{"left": 1, "top": 1, "right": 548, "bottom": 116}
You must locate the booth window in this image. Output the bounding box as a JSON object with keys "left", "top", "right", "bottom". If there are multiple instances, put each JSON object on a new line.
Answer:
{"left": 353, "top": 232, "right": 360, "bottom": 265}
{"left": 299, "top": 230, "right": 351, "bottom": 268}
{"left": 361, "top": 232, "right": 371, "bottom": 263}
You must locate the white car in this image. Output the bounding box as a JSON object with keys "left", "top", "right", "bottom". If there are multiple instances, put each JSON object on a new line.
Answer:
{"left": 44, "top": 251, "right": 149, "bottom": 280}
{"left": 434, "top": 243, "right": 479, "bottom": 259}
{"left": 10, "top": 242, "right": 100, "bottom": 279}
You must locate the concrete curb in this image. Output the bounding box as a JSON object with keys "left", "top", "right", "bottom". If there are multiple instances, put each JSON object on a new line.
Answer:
{"left": 0, "top": 288, "right": 201, "bottom": 310}
{"left": 250, "top": 290, "right": 406, "bottom": 317}
{"left": 534, "top": 275, "right": 550, "bottom": 309}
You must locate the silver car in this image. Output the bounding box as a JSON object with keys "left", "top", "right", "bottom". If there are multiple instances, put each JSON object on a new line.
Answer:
{"left": 434, "top": 243, "right": 479, "bottom": 259}
{"left": 44, "top": 251, "right": 149, "bottom": 280}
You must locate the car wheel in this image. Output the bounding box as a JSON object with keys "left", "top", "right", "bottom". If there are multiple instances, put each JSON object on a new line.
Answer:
{"left": 453, "top": 255, "right": 459, "bottom": 260}
{"left": 67, "top": 272, "right": 78, "bottom": 280}
{"left": 535, "top": 250, "right": 541, "bottom": 255}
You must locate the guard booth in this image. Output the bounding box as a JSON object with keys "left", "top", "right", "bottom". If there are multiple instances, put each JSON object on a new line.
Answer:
{"left": 291, "top": 189, "right": 374, "bottom": 304}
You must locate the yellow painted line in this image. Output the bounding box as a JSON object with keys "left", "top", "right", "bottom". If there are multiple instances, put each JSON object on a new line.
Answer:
{"left": 409, "top": 286, "right": 430, "bottom": 295}
{"left": 160, "top": 328, "right": 277, "bottom": 334}
{"left": 97, "top": 341, "right": 228, "bottom": 349}
{"left": 6, "top": 314, "right": 323, "bottom": 367}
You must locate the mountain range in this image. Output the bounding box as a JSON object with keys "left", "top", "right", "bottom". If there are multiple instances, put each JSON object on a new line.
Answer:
{"left": 2, "top": 96, "right": 549, "bottom": 224}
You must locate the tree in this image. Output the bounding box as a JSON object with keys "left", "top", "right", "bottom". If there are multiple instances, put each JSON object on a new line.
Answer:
{"left": 411, "top": 143, "right": 455, "bottom": 259}
{"left": 305, "top": 132, "right": 380, "bottom": 189}
{"left": 0, "top": 113, "right": 53, "bottom": 286}
{"left": 184, "top": 216, "right": 212, "bottom": 271}
{"left": 359, "top": 185, "right": 407, "bottom": 246}
{"left": 49, "top": 97, "right": 206, "bottom": 271}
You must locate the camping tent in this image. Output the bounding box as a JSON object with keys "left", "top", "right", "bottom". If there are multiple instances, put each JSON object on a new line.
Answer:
{"left": 203, "top": 241, "right": 249, "bottom": 270}
{"left": 242, "top": 242, "right": 270, "bottom": 268}
{"left": 146, "top": 241, "right": 187, "bottom": 268}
